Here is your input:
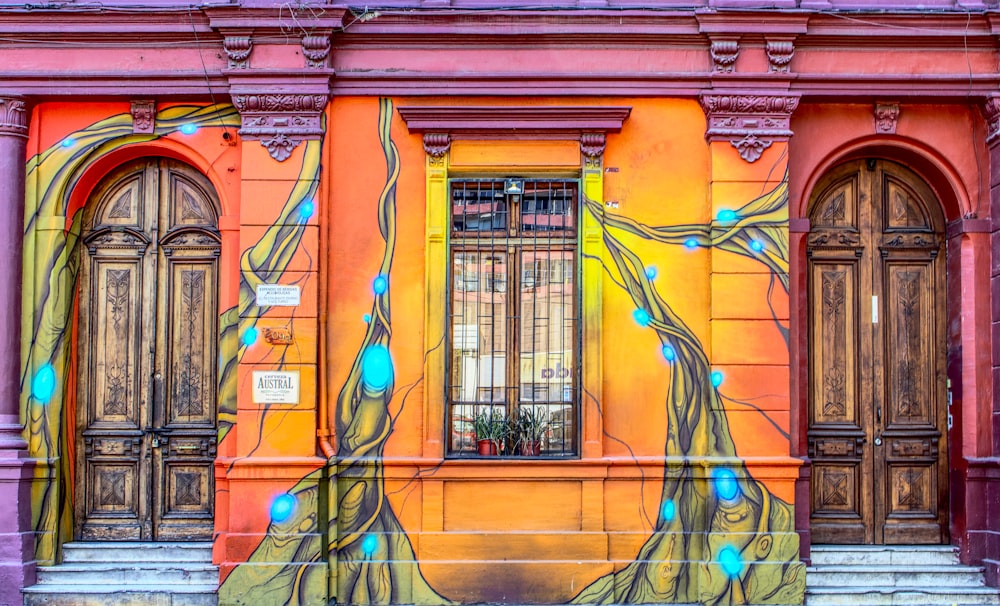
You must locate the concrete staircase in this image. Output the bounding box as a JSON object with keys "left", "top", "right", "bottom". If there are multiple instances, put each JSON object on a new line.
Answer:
{"left": 807, "top": 545, "right": 1000, "bottom": 605}
{"left": 22, "top": 542, "right": 218, "bottom": 606}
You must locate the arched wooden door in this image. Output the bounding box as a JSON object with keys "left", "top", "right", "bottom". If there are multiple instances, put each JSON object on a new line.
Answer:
{"left": 807, "top": 158, "right": 948, "bottom": 545}
{"left": 75, "top": 158, "right": 219, "bottom": 541}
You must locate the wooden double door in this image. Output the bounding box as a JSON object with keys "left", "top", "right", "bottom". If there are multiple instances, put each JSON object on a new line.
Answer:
{"left": 807, "top": 159, "right": 948, "bottom": 545}
{"left": 75, "top": 159, "right": 219, "bottom": 541}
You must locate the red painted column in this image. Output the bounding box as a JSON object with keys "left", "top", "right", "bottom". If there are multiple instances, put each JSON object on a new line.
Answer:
{"left": 0, "top": 96, "right": 36, "bottom": 605}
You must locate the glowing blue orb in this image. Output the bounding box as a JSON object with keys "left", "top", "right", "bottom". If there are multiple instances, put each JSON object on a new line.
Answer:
{"left": 270, "top": 493, "right": 296, "bottom": 523}
{"left": 633, "top": 308, "right": 651, "bottom": 327}
{"left": 299, "top": 201, "right": 315, "bottom": 219}
{"left": 684, "top": 238, "right": 699, "bottom": 249}
{"left": 372, "top": 275, "right": 388, "bottom": 295}
{"left": 61, "top": 138, "right": 76, "bottom": 148}
{"left": 662, "top": 499, "right": 676, "bottom": 521}
{"left": 719, "top": 545, "right": 743, "bottom": 578}
{"left": 717, "top": 209, "right": 738, "bottom": 222}
{"left": 179, "top": 123, "right": 198, "bottom": 135}
{"left": 713, "top": 468, "right": 740, "bottom": 501}
{"left": 242, "top": 327, "right": 258, "bottom": 346}
{"left": 361, "top": 534, "right": 378, "bottom": 556}
{"left": 662, "top": 345, "right": 676, "bottom": 362}
{"left": 711, "top": 371, "right": 724, "bottom": 387}
{"left": 32, "top": 364, "right": 57, "bottom": 403}
{"left": 361, "top": 345, "right": 393, "bottom": 391}
{"left": 645, "top": 266, "right": 658, "bottom": 280}
{"left": 363, "top": 313, "right": 372, "bottom": 323}
{"left": 750, "top": 240, "right": 764, "bottom": 252}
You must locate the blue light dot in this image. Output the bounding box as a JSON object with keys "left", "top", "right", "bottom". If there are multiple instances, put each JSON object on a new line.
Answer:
{"left": 299, "top": 201, "right": 315, "bottom": 220}
{"left": 242, "top": 327, "right": 258, "bottom": 346}
{"left": 719, "top": 545, "right": 743, "bottom": 578}
{"left": 32, "top": 364, "right": 57, "bottom": 403}
{"left": 372, "top": 275, "right": 388, "bottom": 295}
{"left": 361, "top": 345, "right": 393, "bottom": 391}
{"left": 662, "top": 345, "right": 676, "bottom": 362}
{"left": 363, "top": 313, "right": 372, "bottom": 323}
{"left": 717, "top": 209, "right": 738, "bottom": 222}
{"left": 61, "top": 138, "right": 76, "bottom": 148}
{"left": 179, "top": 124, "right": 198, "bottom": 135}
{"left": 645, "top": 266, "right": 657, "bottom": 280}
{"left": 633, "top": 308, "right": 651, "bottom": 327}
{"left": 662, "top": 500, "right": 676, "bottom": 521}
{"left": 713, "top": 468, "right": 740, "bottom": 502}
{"left": 270, "top": 493, "right": 295, "bottom": 523}
{"left": 361, "top": 534, "right": 378, "bottom": 556}
{"left": 750, "top": 240, "right": 764, "bottom": 252}
{"left": 684, "top": 238, "right": 699, "bottom": 249}
{"left": 711, "top": 371, "right": 724, "bottom": 388}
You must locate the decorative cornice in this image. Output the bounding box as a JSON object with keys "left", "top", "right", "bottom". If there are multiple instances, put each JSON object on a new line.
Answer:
{"left": 710, "top": 39, "right": 739, "bottom": 73}
{"left": 131, "top": 100, "right": 155, "bottom": 134}
{"left": 0, "top": 97, "right": 29, "bottom": 139}
{"left": 874, "top": 102, "right": 900, "bottom": 134}
{"left": 224, "top": 35, "right": 253, "bottom": 69}
{"left": 231, "top": 93, "right": 328, "bottom": 161}
{"left": 422, "top": 133, "right": 451, "bottom": 157}
{"left": 766, "top": 39, "right": 795, "bottom": 73}
{"left": 982, "top": 97, "right": 1000, "bottom": 145}
{"left": 699, "top": 93, "right": 799, "bottom": 163}
{"left": 302, "top": 35, "right": 332, "bottom": 69}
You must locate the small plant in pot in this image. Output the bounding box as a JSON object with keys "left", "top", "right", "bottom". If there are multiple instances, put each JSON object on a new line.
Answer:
{"left": 515, "top": 406, "right": 549, "bottom": 456}
{"left": 473, "top": 408, "right": 507, "bottom": 456}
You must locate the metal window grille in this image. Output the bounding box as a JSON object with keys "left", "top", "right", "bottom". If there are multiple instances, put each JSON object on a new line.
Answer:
{"left": 447, "top": 178, "right": 580, "bottom": 457}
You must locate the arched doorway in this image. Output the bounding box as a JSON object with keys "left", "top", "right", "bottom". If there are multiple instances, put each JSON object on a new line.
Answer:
{"left": 807, "top": 158, "right": 948, "bottom": 545}
{"left": 75, "top": 158, "right": 220, "bottom": 541}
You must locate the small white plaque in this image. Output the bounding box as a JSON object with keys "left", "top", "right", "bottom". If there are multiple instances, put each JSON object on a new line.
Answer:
{"left": 252, "top": 371, "right": 300, "bottom": 404}
{"left": 256, "top": 284, "right": 301, "bottom": 307}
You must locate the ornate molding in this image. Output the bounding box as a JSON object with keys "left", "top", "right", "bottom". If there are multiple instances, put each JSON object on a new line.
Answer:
{"left": 984, "top": 97, "right": 1000, "bottom": 145}
{"left": 224, "top": 36, "right": 253, "bottom": 69}
{"left": 131, "top": 100, "right": 155, "bottom": 134}
{"left": 302, "top": 35, "right": 331, "bottom": 69}
{"left": 710, "top": 39, "right": 739, "bottom": 73}
{"left": 422, "top": 133, "right": 451, "bottom": 157}
{"left": 766, "top": 39, "right": 795, "bottom": 73}
{"left": 0, "top": 97, "right": 29, "bottom": 139}
{"left": 874, "top": 102, "right": 900, "bottom": 134}
{"left": 699, "top": 93, "right": 799, "bottom": 163}
{"left": 231, "top": 93, "right": 327, "bottom": 161}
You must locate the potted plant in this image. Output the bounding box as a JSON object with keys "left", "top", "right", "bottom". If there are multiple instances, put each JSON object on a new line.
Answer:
{"left": 473, "top": 408, "right": 507, "bottom": 456}
{"left": 515, "top": 406, "right": 549, "bottom": 456}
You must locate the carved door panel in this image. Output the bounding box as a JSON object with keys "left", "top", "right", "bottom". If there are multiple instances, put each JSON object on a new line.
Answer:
{"left": 76, "top": 159, "right": 219, "bottom": 541}
{"left": 808, "top": 159, "right": 948, "bottom": 545}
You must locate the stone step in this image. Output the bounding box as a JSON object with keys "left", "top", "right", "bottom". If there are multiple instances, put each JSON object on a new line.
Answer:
{"left": 62, "top": 541, "right": 213, "bottom": 563}
{"left": 806, "top": 585, "right": 1000, "bottom": 605}
{"left": 35, "top": 562, "right": 218, "bottom": 585}
{"left": 806, "top": 564, "right": 987, "bottom": 587}
{"left": 22, "top": 585, "right": 217, "bottom": 606}
{"left": 810, "top": 545, "right": 961, "bottom": 566}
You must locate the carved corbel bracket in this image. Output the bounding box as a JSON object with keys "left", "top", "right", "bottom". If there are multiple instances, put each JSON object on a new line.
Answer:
{"left": 302, "top": 34, "right": 332, "bottom": 69}
{"left": 223, "top": 35, "right": 253, "bottom": 69}
{"left": 0, "top": 96, "right": 29, "bottom": 139}
{"left": 580, "top": 133, "right": 606, "bottom": 166}
{"left": 131, "top": 100, "right": 155, "bottom": 134}
{"left": 874, "top": 102, "right": 900, "bottom": 134}
{"left": 423, "top": 133, "right": 451, "bottom": 158}
{"left": 699, "top": 93, "right": 799, "bottom": 163}
{"left": 982, "top": 97, "right": 1000, "bottom": 145}
{"left": 231, "top": 93, "right": 328, "bottom": 161}
{"left": 765, "top": 39, "right": 795, "bottom": 73}
{"left": 710, "top": 38, "right": 740, "bottom": 73}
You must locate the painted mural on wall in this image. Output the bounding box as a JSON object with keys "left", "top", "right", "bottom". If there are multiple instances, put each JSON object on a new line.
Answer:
{"left": 222, "top": 98, "right": 801, "bottom": 605}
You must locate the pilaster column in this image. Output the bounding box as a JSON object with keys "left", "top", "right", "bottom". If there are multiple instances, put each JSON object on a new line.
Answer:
{"left": 0, "top": 95, "right": 36, "bottom": 606}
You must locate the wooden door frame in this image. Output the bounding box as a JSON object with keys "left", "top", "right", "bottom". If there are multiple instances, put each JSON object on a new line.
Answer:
{"left": 790, "top": 145, "right": 976, "bottom": 559}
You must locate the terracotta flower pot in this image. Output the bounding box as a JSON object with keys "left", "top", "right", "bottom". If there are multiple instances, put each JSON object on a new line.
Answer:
{"left": 520, "top": 440, "right": 541, "bottom": 456}
{"left": 477, "top": 439, "right": 498, "bottom": 456}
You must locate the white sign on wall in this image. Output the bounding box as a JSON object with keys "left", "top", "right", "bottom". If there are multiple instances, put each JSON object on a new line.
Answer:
{"left": 255, "top": 284, "right": 301, "bottom": 307}
{"left": 252, "top": 371, "right": 300, "bottom": 404}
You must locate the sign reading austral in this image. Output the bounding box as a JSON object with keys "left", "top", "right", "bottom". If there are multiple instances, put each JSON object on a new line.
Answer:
{"left": 255, "top": 284, "right": 301, "bottom": 307}
{"left": 252, "top": 370, "right": 300, "bottom": 404}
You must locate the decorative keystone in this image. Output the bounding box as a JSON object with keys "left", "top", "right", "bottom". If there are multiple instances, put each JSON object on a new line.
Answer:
{"left": 874, "top": 103, "right": 900, "bottom": 134}
{"left": 131, "top": 100, "right": 155, "bottom": 134}
{"left": 0, "top": 97, "right": 29, "bottom": 139}
{"left": 231, "top": 93, "right": 327, "bottom": 161}
{"left": 699, "top": 93, "right": 799, "bottom": 163}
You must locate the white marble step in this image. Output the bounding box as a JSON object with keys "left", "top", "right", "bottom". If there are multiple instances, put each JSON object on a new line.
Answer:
{"left": 35, "top": 562, "right": 218, "bottom": 585}
{"left": 806, "top": 585, "right": 1000, "bottom": 605}
{"left": 62, "top": 541, "right": 213, "bottom": 563}
{"left": 811, "top": 545, "right": 962, "bottom": 566}
{"left": 807, "top": 564, "right": 988, "bottom": 587}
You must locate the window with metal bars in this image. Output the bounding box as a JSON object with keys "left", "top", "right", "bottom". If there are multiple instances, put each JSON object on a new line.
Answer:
{"left": 447, "top": 178, "right": 580, "bottom": 457}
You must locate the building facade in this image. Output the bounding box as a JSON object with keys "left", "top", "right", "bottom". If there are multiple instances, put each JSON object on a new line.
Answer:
{"left": 0, "top": 1, "right": 998, "bottom": 605}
